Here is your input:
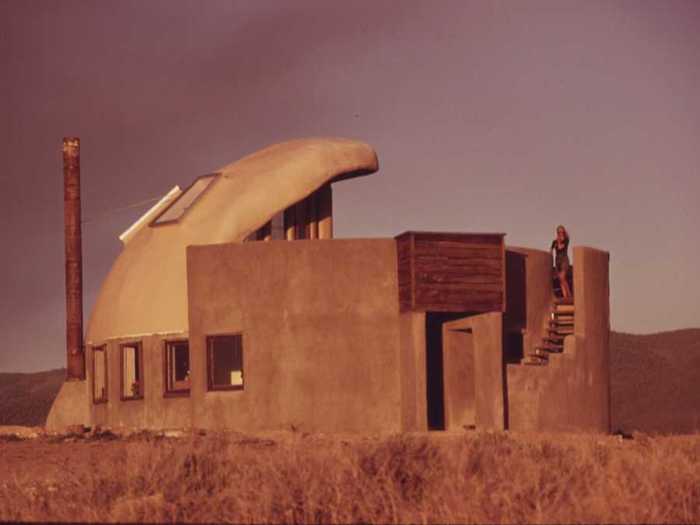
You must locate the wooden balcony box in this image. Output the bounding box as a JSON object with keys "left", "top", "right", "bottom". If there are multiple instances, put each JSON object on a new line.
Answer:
{"left": 395, "top": 231, "right": 506, "bottom": 313}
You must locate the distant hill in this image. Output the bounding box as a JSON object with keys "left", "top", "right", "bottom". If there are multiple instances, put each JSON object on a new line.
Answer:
{"left": 1, "top": 330, "right": 698, "bottom": 432}
{"left": 0, "top": 368, "right": 65, "bottom": 426}
{"left": 610, "top": 329, "right": 700, "bottom": 434}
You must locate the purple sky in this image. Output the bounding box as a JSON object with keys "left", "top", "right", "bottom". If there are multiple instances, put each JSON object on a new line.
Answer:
{"left": 1, "top": 1, "right": 699, "bottom": 372}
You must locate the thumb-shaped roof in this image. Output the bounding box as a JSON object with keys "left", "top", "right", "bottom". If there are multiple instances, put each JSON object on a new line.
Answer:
{"left": 86, "top": 138, "right": 379, "bottom": 342}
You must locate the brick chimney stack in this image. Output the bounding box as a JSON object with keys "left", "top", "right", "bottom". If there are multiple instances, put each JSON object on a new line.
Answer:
{"left": 63, "top": 137, "right": 85, "bottom": 380}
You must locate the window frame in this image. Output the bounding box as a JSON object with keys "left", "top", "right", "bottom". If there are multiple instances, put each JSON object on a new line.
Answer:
{"left": 150, "top": 172, "right": 221, "bottom": 227}
{"left": 163, "top": 339, "right": 191, "bottom": 398}
{"left": 92, "top": 345, "right": 108, "bottom": 404}
{"left": 206, "top": 333, "right": 245, "bottom": 392}
{"left": 120, "top": 341, "right": 144, "bottom": 401}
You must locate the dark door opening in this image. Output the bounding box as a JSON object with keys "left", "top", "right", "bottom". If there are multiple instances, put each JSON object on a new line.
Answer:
{"left": 425, "top": 312, "right": 470, "bottom": 430}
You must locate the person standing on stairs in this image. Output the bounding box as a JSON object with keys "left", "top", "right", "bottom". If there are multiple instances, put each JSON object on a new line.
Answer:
{"left": 551, "top": 225, "right": 572, "bottom": 300}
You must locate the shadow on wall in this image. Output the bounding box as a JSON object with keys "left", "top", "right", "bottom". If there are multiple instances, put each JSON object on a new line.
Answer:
{"left": 504, "top": 250, "right": 527, "bottom": 364}
{"left": 425, "top": 312, "right": 473, "bottom": 431}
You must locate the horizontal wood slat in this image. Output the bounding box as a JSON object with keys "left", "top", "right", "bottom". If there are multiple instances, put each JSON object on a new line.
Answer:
{"left": 395, "top": 231, "right": 505, "bottom": 313}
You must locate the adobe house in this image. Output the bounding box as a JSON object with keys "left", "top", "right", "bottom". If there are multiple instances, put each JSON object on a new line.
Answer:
{"left": 47, "top": 137, "right": 611, "bottom": 434}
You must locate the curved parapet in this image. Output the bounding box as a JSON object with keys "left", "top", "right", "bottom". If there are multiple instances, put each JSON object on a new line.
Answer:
{"left": 506, "top": 246, "right": 611, "bottom": 433}
{"left": 86, "top": 138, "right": 378, "bottom": 343}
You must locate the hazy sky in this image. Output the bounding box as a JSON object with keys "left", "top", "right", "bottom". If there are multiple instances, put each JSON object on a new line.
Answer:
{"left": 1, "top": 0, "right": 698, "bottom": 372}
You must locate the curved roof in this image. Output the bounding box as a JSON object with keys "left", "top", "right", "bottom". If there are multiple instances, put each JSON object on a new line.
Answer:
{"left": 86, "top": 138, "right": 379, "bottom": 342}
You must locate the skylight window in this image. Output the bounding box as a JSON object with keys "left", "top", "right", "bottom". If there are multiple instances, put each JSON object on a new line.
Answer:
{"left": 152, "top": 173, "right": 218, "bottom": 225}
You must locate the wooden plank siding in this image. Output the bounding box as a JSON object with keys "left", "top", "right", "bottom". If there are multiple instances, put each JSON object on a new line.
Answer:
{"left": 395, "top": 231, "right": 506, "bottom": 313}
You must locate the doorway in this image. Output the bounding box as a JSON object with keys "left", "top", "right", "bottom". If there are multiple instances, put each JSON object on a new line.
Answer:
{"left": 425, "top": 312, "right": 470, "bottom": 430}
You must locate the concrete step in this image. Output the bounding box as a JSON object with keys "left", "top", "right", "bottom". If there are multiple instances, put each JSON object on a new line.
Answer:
{"left": 544, "top": 333, "right": 565, "bottom": 341}
{"left": 550, "top": 319, "right": 574, "bottom": 327}
{"left": 549, "top": 327, "right": 574, "bottom": 336}
{"left": 554, "top": 296, "right": 574, "bottom": 305}
{"left": 551, "top": 311, "right": 575, "bottom": 319}
{"left": 536, "top": 343, "right": 563, "bottom": 353}
{"left": 554, "top": 304, "right": 575, "bottom": 314}
{"left": 550, "top": 314, "right": 575, "bottom": 323}
{"left": 522, "top": 355, "right": 548, "bottom": 366}
{"left": 532, "top": 348, "right": 551, "bottom": 358}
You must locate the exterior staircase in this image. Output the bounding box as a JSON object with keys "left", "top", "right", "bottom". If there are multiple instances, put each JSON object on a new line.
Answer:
{"left": 522, "top": 301, "right": 575, "bottom": 366}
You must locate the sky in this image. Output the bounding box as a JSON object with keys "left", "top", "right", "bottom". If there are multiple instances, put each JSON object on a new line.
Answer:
{"left": 1, "top": 0, "right": 698, "bottom": 372}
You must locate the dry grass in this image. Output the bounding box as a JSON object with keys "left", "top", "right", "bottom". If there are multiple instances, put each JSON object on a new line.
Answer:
{"left": 1, "top": 430, "right": 698, "bottom": 524}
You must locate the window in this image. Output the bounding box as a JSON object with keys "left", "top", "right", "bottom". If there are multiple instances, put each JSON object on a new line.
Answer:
{"left": 92, "top": 345, "right": 107, "bottom": 403}
{"left": 270, "top": 212, "right": 285, "bottom": 240}
{"left": 281, "top": 188, "right": 330, "bottom": 240}
{"left": 120, "top": 342, "right": 144, "bottom": 400}
{"left": 245, "top": 212, "right": 285, "bottom": 242}
{"left": 151, "top": 173, "right": 218, "bottom": 225}
{"left": 164, "top": 340, "right": 190, "bottom": 396}
{"left": 207, "top": 334, "right": 244, "bottom": 391}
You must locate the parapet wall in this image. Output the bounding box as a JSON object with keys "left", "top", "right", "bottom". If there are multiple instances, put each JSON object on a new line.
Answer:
{"left": 504, "top": 247, "right": 553, "bottom": 359}
{"left": 507, "top": 246, "right": 611, "bottom": 433}
{"left": 186, "top": 239, "right": 403, "bottom": 433}
{"left": 571, "top": 246, "right": 611, "bottom": 432}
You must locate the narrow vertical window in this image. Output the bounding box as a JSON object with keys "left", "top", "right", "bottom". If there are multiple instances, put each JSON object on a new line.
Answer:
{"left": 270, "top": 212, "right": 285, "bottom": 240}
{"left": 207, "top": 334, "right": 244, "bottom": 391}
{"left": 121, "top": 342, "right": 144, "bottom": 400}
{"left": 164, "top": 340, "right": 190, "bottom": 396}
{"left": 92, "top": 345, "right": 107, "bottom": 403}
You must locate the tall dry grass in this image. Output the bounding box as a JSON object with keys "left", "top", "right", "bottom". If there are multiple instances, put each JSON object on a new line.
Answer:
{"left": 1, "top": 431, "right": 698, "bottom": 524}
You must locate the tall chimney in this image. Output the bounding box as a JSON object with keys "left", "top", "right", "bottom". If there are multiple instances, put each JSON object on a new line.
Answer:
{"left": 63, "top": 137, "right": 85, "bottom": 380}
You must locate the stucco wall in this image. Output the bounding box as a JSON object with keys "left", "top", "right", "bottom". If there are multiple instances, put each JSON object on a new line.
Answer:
{"left": 506, "top": 246, "right": 611, "bottom": 433}
{"left": 504, "top": 247, "right": 553, "bottom": 358}
{"left": 186, "top": 239, "right": 403, "bottom": 433}
{"left": 87, "top": 332, "right": 193, "bottom": 429}
{"left": 441, "top": 328, "right": 475, "bottom": 430}
{"left": 572, "top": 246, "right": 611, "bottom": 432}
{"left": 443, "top": 312, "right": 505, "bottom": 431}
{"left": 45, "top": 379, "right": 91, "bottom": 431}
{"left": 399, "top": 311, "right": 427, "bottom": 432}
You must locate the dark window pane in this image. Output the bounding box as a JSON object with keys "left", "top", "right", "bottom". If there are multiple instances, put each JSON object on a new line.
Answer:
{"left": 209, "top": 335, "right": 243, "bottom": 389}
{"left": 270, "top": 212, "right": 284, "bottom": 240}
{"left": 173, "top": 343, "right": 189, "bottom": 381}
{"left": 166, "top": 341, "right": 190, "bottom": 394}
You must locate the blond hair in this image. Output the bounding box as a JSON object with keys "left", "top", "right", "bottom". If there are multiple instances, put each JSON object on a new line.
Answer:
{"left": 556, "top": 225, "right": 569, "bottom": 241}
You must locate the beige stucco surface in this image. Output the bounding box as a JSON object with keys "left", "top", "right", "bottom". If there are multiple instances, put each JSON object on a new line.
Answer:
{"left": 399, "top": 312, "right": 427, "bottom": 432}
{"left": 504, "top": 247, "right": 554, "bottom": 357}
{"left": 86, "top": 138, "right": 378, "bottom": 343}
{"left": 441, "top": 328, "right": 475, "bottom": 430}
{"left": 507, "top": 246, "right": 611, "bottom": 433}
{"left": 45, "top": 379, "right": 91, "bottom": 431}
{"left": 443, "top": 312, "right": 505, "bottom": 431}
{"left": 88, "top": 333, "right": 192, "bottom": 429}
{"left": 185, "top": 239, "right": 402, "bottom": 433}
